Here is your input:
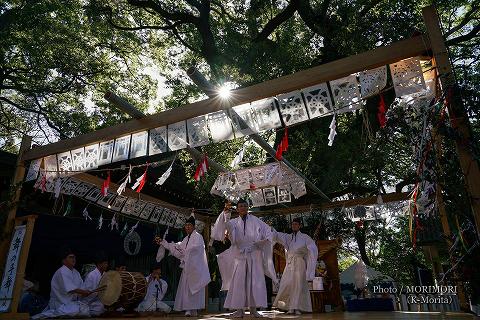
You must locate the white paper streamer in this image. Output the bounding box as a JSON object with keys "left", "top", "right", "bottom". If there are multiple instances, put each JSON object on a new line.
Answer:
{"left": 117, "top": 165, "right": 132, "bottom": 195}
{"left": 328, "top": 115, "right": 337, "bottom": 147}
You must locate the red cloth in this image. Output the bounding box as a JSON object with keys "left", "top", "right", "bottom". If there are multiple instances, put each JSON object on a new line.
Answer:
{"left": 194, "top": 155, "right": 209, "bottom": 181}
{"left": 101, "top": 171, "right": 111, "bottom": 196}
{"left": 377, "top": 94, "right": 387, "bottom": 128}
{"left": 275, "top": 127, "right": 289, "bottom": 160}
{"left": 135, "top": 167, "right": 148, "bottom": 193}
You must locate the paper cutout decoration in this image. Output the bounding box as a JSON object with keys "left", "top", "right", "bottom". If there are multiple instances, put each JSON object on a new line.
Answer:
{"left": 229, "top": 103, "right": 258, "bottom": 137}
{"left": 72, "top": 182, "right": 94, "bottom": 198}
{"left": 133, "top": 200, "right": 147, "bottom": 217}
{"left": 330, "top": 74, "right": 363, "bottom": 113}
{"left": 251, "top": 98, "right": 282, "bottom": 131}
{"left": 249, "top": 189, "right": 265, "bottom": 207}
{"left": 168, "top": 121, "right": 188, "bottom": 151}
{"left": 276, "top": 91, "right": 309, "bottom": 126}
{"left": 165, "top": 210, "right": 178, "bottom": 227}
{"left": 117, "top": 165, "right": 131, "bottom": 195}
{"left": 390, "top": 57, "right": 426, "bottom": 97}
{"left": 158, "top": 208, "right": 170, "bottom": 225}
{"left": 110, "top": 195, "right": 128, "bottom": 211}
{"left": 328, "top": 115, "right": 337, "bottom": 147}
{"left": 71, "top": 147, "right": 85, "bottom": 172}
{"left": 33, "top": 169, "right": 47, "bottom": 192}
{"left": 130, "top": 131, "right": 148, "bottom": 158}
{"left": 149, "top": 126, "right": 168, "bottom": 155}
{"left": 97, "top": 191, "right": 116, "bottom": 207}
{"left": 85, "top": 187, "right": 102, "bottom": 202}
{"left": 25, "top": 159, "right": 42, "bottom": 182}
{"left": 263, "top": 187, "right": 277, "bottom": 206}
{"left": 187, "top": 115, "right": 210, "bottom": 147}
{"left": 277, "top": 185, "right": 291, "bottom": 203}
{"left": 250, "top": 167, "right": 266, "bottom": 188}
{"left": 290, "top": 181, "right": 307, "bottom": 199}
{"left": 302, "top": 83, "right": 334, "bottom": 119}
{"left": 57, "top": 151, "right": 73, "bottom": 176}
{"left": 44, "top": 155, "right": 58, "bottom": 180}
{"left": 175, "top": 214, "right": 187, "bottom": 229}
{"left": 113, "top": 135, "right": 131, "bottom": 162}
{"left": 359, "top": 66, "right": 387, "bottom": 98}
{"left": 264, "top": 162, "right": 281, "bottom": 185}
{"left": 156, "top": 162, "right": 173, "bottom": 186}
{"left": 98, "top": 140, "right": 114, "bottom": 166}
{"left": 45, "top": 176, "right": 59, "bottom": 193}
{"left": 150, "top": 206, "right": 164, "bottom": 223}
{"left": 207, "top": 110, "right": 235, "bottom": 143}
{"left": 61, "top": 178, "right": 81, "bottom": 195}
{"left": 235, "top": 169, "right": 251, "bottom": 190}
{"left": 121, "top": 198, "right": 137, "bottom": 215}
{"left": 139, "top": 202, "right": 155, "bottom": 220}
{"left": 84, "top": 143, "right": 99, "bottom": 169}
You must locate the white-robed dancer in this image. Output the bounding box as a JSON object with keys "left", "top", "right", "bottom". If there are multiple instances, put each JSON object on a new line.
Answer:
{"left": 82, "top": 251, "right": 108, "bottom": 316}
{"left": 136, "top": 263, "right": 171, "bottom": 313}
{"left": 155, "top": 215, "right": 210, "bottom": 316}
{"left": 273, "top": 218, "right": 318, "bottom": 315}
{"left": 32, "top": 248, "right": 92, "bottom": 319}
{"left": 212, "top": 200, "right": 277, "bottom": 318}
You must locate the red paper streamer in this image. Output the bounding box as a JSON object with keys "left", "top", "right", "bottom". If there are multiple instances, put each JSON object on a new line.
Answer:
{"left": 101, "top": 171, "right": 111, "bottom": 196}
{"left": 194, "top": 155, "right": 209, "bottom": 181}
{"left": 275, "top": 127, "right": 289, "bottom": 160}
{"left": 377, "top": 94, "right": 387, "bottom": 128}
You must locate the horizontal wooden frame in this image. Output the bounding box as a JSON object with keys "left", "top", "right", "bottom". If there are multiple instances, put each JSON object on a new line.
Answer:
{"left": 22, "top": 35, "right": 431, "bottom": 161}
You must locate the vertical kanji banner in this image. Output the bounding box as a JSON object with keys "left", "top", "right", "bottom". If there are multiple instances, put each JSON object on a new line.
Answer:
{"left": 0, "top": 225, "right": 27, "bottom": 312}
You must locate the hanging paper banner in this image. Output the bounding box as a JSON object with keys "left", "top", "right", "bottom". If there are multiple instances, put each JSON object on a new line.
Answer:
{"left": 158, "top": 208, "right": 170, "bottom": 225}
{"left": 290, "top": 181, "right": 307, "bottom": 199}
{"left": 263, "top": 187, "right": 277, "bottom": 206}
{"left": 139, "top": 202, "right": 155, "bottom": 220}
{"left": 229, "top": 103, "right": 258, "bottom": 137}
{"left": 302, "top": 83, "right": 334, "bottom": 119}
{"left": 85, "top": 187, "right": 102, "bottom": 202}
{"left": 264, "top": 162, "right": 281, "bottom": 185}
{"left": 251, "top": 98, "right": 282, "bottom": 131}
{"left": 235, "top": 169, "right": 251, "bottom": 190}
{"left": 250, "top": 166, "right": 266, "bottom": 188}
{"left": 168, "top": 121, "right": 188, "bottom": 151}
{"left": 175, "top": 214, "right": 187, "bottom": 229}
{"left": 132, "top": 200, "right": 147, "bottom": 217}
{"left": 84, "top": 143, "right": 99, "bottom": 169}
{"left": 33, "top": 168, "right": 46, "bottom": 192}
{"left": 150, "top": 206, "right": 164, "bottom": 223}
{"left": 61, "top": 178, "right": 80, "bottom": 195}
{"left": 57, "top": 151, "right": 74, "bottom": 176}
{"left": 71, "top": 147, "right": 85, "bottom": 172}
{"left": 276, "top": 91, "right": 309, "bottom": 126}
{"left": 25, "top": 158, "right": 42, "bottom": 182}
{"left": 121, "top": 198, "right": 137, "bottom": 215}
{"left": 249, "top": 189, "right": 265, "bottom": 207}
{"left": 98, "top": 140, "right": 114, "bottom": 166}
{"left": 72, "top": 182, "right": 94, "bottom": 198}
{"left": 110, "top": 195, "right": 128, "bottom": 211}
{"left": 277, "top": 185, "right": 292, "bottom": 203}
{"left": 97, "top": 192, "right": 116, "bottom": 207}
{"left": 359, "top": 66, "right": 387, "bottom": 98}
{"left": 330, "top": 74, "right": 363, "bottom": 113}
{"left": 207, "top": 110, "right": 235, "bottom": 143}
{"left": 112, "top": 135, "right": 131, "bottom": 162}
{"left": 187, "top": 115, "right": 210, "bottom": 147}
{"left": 130, "top": 131, "right": 148, "bottom": 158}
{"left": 149, "top": 126, "right": 168, "bottom": 155}
{"left": 390, "top": 57, "right": 426, "bottom": 97}
{"left": 44, "top": 155, "right": 58, "bottom": 180}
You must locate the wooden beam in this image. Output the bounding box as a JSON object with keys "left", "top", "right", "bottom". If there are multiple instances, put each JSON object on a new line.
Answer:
{"left": 422, "top": 6, "right": 480, "bottom": 239}
{"left": 22, "top": 35, "right": 430, "bottom": 162}
{"left": 255, "top": 192, "right": 410, "bottom": 217}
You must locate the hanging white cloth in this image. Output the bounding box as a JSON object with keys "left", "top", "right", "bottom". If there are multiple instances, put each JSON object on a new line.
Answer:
{"left": 272, "top": 230, "right": 318, "bottom": 312}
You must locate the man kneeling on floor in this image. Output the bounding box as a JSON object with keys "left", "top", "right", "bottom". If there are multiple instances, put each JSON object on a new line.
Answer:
{"left": 136, "top": 262, "right": 171, "bottom": 313}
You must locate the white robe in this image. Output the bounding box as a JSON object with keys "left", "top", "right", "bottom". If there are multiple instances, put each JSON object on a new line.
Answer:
{"left": 136, "top": 276, "right": 171, "bottom": 312}
{"left": 161, "top": 230, "right": 210, "bottom": 311}
{"left": 212, "top": 211, "right": 277, "bottom": 309}
{"left": 32, "top": 265, "right": 90, "bottom": 319}
{"left": 82, "top": 268, "right": 104, "bottom": 316}
{"left": 273, "top": 230, "right": 318, "bottom": 312}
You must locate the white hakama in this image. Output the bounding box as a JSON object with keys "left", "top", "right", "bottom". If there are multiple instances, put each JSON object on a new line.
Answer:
{"left": 212, "top": 211, "right": 277, "bottom": 310}
{"left": 82, "top": 267, "right": 104, "bottom": 316}
{"left": 136, "top": 276, "right": 171, "bottom": 312}
{"left": 32, "top": 265, "right": 89, "bottom": 319}
{"left": 273, "top": 230, "right": 318, "bottom": 312}
{"left": 160, "top": 230, "right": 210, "bottom": 311}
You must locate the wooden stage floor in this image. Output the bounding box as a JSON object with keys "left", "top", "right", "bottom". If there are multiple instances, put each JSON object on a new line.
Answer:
{"left": 85, "top": 310, "right": 477, "bottom": 320}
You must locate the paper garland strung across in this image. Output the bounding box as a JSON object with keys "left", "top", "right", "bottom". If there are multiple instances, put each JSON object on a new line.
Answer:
{"left": 110, "top": 195, "right": 128, "bottom": 211}
{"left": 112, "top": 135, "right": 131, "bottom": 162}
{"left": 71, "top": 147, "right": 85, "bottom": 172}
{"left": 72, "top": 182, "right": 93, "bottom": 198}
{"left": 124, "top": 231, "right": 141, "bottom": 255}
{"left": 98, "top": 140, "right": 114, "bottom": 166}
{"left": 207, "top": 110, "right": 235, "bottom": 143}
{"left": 263, "top": 187, "right": 277, "bottom": 206}
{"left": 84, "top": 144, "right": 99, "bottom": 169}
{"left": 249, "top": 189, "right": 265, "bottom": 207}
{"left": 25, "top": 159, "right": 42, "bottom": 182}
{"left": 149, "top": 126, "right": 168, "bottom": 154}
{"left": 130, "top": 131, "right": 148, "bottom": 158}
{"left": 139, "top": 202, "right": 155, "bottom": 220}
{"left": 229, "top": 103, "right": 258, "bottom": 137}
{"left": 359, "top": 66, "right": 388, "bottom": 98}
{"left": 44, "top": 155, "right": 58, "bottom": 180}
{"left": 167, "top": 121, "right": 188, "bottom": 151}
{"left": 150, "top": 207, "right": 164, "bottom": 223}
{"left": 132, "top": 200, "right": 147, "bottom": 217}
{"left": 187, "top": 115, "right": 210, "bottom": 147}
{"left": 57, "top": 151, "right": 74, "bottom": 176}
{"left": 390, "top": 57, "right": 426, "bottom": 97}
{"left": 276, "top": 91, "right": 309, "bottom": 126}
{"left": 277, "top": 185, "right": 292, "bottom": 203}
{"left": 121, "top": 198, "right": 136, "bottom": 215}
{"left": 251, "top": 98, "right": 282, "bottom": 131}
{"left": 302, "top": 83, "right": 334, "bottom": 119}
{"left": 330, "top": 74, "right": 363, "bottom": 113}
{"left": 61, "top": 178, "right": 80, "bottom": 195}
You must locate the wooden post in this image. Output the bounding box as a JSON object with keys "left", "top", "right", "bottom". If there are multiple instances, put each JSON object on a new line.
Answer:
{"left": 422, "top": 6, "right": 480, "bottom": 236}
{"left": 0, "top": 136, "right": 32, "bottom": 273}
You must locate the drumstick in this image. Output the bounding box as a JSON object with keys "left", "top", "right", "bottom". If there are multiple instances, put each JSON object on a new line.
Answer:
{"left": 91, "top": 285, "right": 107, "bottom": 293}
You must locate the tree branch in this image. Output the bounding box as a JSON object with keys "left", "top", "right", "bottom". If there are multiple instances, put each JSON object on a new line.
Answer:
{"left": 254, "top": 0, "right": 299, "bottom": 42}
{"left": 446, "top": 23, "right": 480, "bottom": 46}
{"left": 444, "top": 4, "right": 479, "bottom": 38}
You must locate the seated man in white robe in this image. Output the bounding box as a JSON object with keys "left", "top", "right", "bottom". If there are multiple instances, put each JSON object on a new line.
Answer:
{"left": 211, "top": 200, "right": 277, "bottom": 318}
{"left": 32, "top": 248, "right": 92, "bottom": 319}
{"left": 155, "top": 215, "right": 210, "bottom": 316}
{"left": 273, "top": 217, "right": 318, "bottom": 315}
{"left": 136, "top": 263, "right": 171, "bottom": 313}
{"left": 82, "top": 251, "right": 108, "bottom": 316}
